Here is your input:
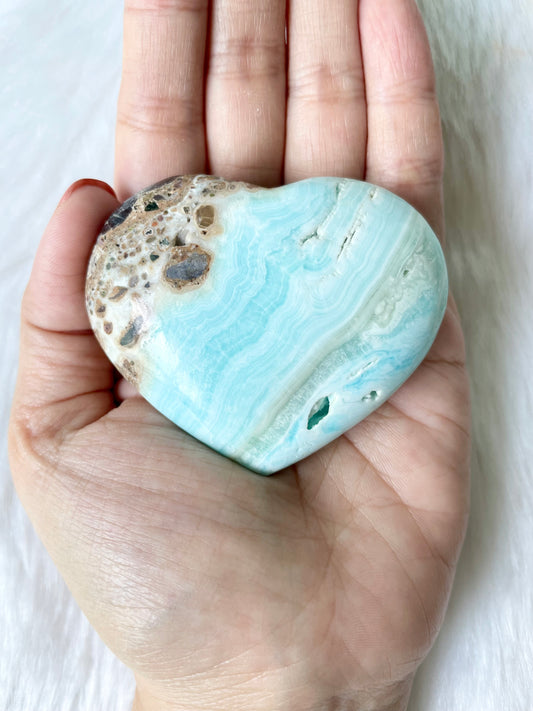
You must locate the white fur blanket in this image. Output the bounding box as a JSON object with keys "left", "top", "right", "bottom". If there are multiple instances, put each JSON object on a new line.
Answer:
{"left": 1, "top": 0, "right": 532, "bottom": 709}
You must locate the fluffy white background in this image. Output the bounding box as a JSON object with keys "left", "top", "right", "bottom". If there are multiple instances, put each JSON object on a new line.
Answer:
{"left": 1, "top": 0, "right": 532, "bottom": 709}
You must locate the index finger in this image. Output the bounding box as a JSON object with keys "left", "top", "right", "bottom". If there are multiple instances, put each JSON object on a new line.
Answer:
{"left": 115, "top": 0, "right": 209, "bottom": 200}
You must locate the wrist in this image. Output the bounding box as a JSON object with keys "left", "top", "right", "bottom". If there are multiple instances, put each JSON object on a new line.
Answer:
{"left": 132, "top": 676, "right": 413, "bottom": 711}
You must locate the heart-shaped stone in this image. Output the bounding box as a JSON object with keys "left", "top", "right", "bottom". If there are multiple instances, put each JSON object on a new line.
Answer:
{"left": 86, "top": 175, "right": 447, "bottom": 474}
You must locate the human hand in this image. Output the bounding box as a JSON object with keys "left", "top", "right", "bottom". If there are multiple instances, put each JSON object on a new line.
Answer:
{"left": 9, "top": 1, "right": 470, "bottom": 710}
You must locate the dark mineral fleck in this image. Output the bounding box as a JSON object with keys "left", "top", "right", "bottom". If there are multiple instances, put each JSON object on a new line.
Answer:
{"left": 109, "top": 286, "right": 128, "bottom": 301}
{"left": 102, "top": 194, "right": 136, "bottom": 233}
{"left": 120, "top": 358, "right": 140, "bottom": 385}
{"left": 166, "top": 253, "right": 208, "bottom": 281}
{"left": 164, "top": 245, "right": 211, "bottom": 289}
{"left": 173, "top": 230, "right": 187, "bottom": 246}
{"left": 120, "top": 316, "right": 143, "bottom": 347}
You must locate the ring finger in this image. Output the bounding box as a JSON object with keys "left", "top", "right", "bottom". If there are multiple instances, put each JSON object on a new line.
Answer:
{"left": 285, "top": 0, "right": 367, "bottom": 182}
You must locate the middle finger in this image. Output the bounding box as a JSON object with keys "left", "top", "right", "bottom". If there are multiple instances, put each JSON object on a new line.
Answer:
{"left": 206, "top": 0, "right": 287, "bottom": 187}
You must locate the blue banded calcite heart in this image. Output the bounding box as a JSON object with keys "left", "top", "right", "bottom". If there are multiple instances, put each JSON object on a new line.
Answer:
{"left": 86, "top": 175, "right": 448, "bottom": 474}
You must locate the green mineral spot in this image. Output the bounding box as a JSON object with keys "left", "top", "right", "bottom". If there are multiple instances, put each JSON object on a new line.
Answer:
{"left": 362, "top": 391, "right": 379, "bottom": 402}
{"left": 307, "top": 396, "right": 330, "bottom": 430}
{"left": 150, "top": 253, "right": 160, "bottom": 261}
{"left": 145, "top": 201, "right": 159, "bottom": 211}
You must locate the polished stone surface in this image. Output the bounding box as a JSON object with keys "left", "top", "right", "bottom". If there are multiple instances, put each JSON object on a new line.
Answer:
{"left": 86, "top": 175, "right": 448, "bottom": 474}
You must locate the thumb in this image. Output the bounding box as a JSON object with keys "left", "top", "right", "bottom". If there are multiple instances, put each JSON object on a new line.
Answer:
{"left": 24, "top": 179, "right": 119, "bottom": 332}
{"left": 13, "top": 180, "right": 120, "bottom": 430}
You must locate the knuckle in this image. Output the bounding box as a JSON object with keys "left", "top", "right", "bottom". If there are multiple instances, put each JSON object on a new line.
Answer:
{"left": 289, "top": 61, "right": 366, "bottom": 105}
{"left": 125, "top": 0, "right": 208, "bottom": 16}
{"left": 210, "top": 37, "right": 285, "bottom": 81}
{"left": 117, "top": 92, "right": 203, "bottom": 139}
{"left": 215, "top": 160, "right": 281, "bottom": 187}
{"left": 370, "top": 78, "right": 438, "bottom": 107}
{"left": 8, "top": 405, "right": 60, "bottom": 499}
{"left": 371, "top": 104, "right": 444, "bottom": 186}
{"left": 374, "top": 170, "right": 443, "bottom": 205}
{"left": 384, "top": 151, "right": 444, "bottom": 189}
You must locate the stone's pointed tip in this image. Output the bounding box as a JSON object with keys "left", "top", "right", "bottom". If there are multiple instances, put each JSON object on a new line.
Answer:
{"left": 86, "top": 175, "right": 447, "bottom": 474}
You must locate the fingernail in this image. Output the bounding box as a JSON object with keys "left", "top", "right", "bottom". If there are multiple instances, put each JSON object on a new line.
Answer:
{"left": 59, "top": 179, "right": 117, "bottom": 206}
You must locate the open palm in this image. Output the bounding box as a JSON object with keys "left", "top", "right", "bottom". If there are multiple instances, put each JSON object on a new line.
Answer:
{"left": 9, "top": 1, "right": 470, "bottom": 710}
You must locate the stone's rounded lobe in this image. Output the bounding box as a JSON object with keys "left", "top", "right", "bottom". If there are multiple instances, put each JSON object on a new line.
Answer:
{"left": 86, "top": 175, "right": 448, "bottom": 474}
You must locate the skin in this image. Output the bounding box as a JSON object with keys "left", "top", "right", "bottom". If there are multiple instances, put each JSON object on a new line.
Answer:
{"left": 8, "top": 1, "right": 470, "bottom": 710}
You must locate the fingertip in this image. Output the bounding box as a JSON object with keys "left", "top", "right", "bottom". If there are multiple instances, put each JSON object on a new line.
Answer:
{"left": 58, "top": 178, "right": 117, "bottom": 207}
{"left": 360, "top": 0, "right": 436, "bottom": 90}
{"left": 114, "top": 376, "right": 142, "bottom": 403}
